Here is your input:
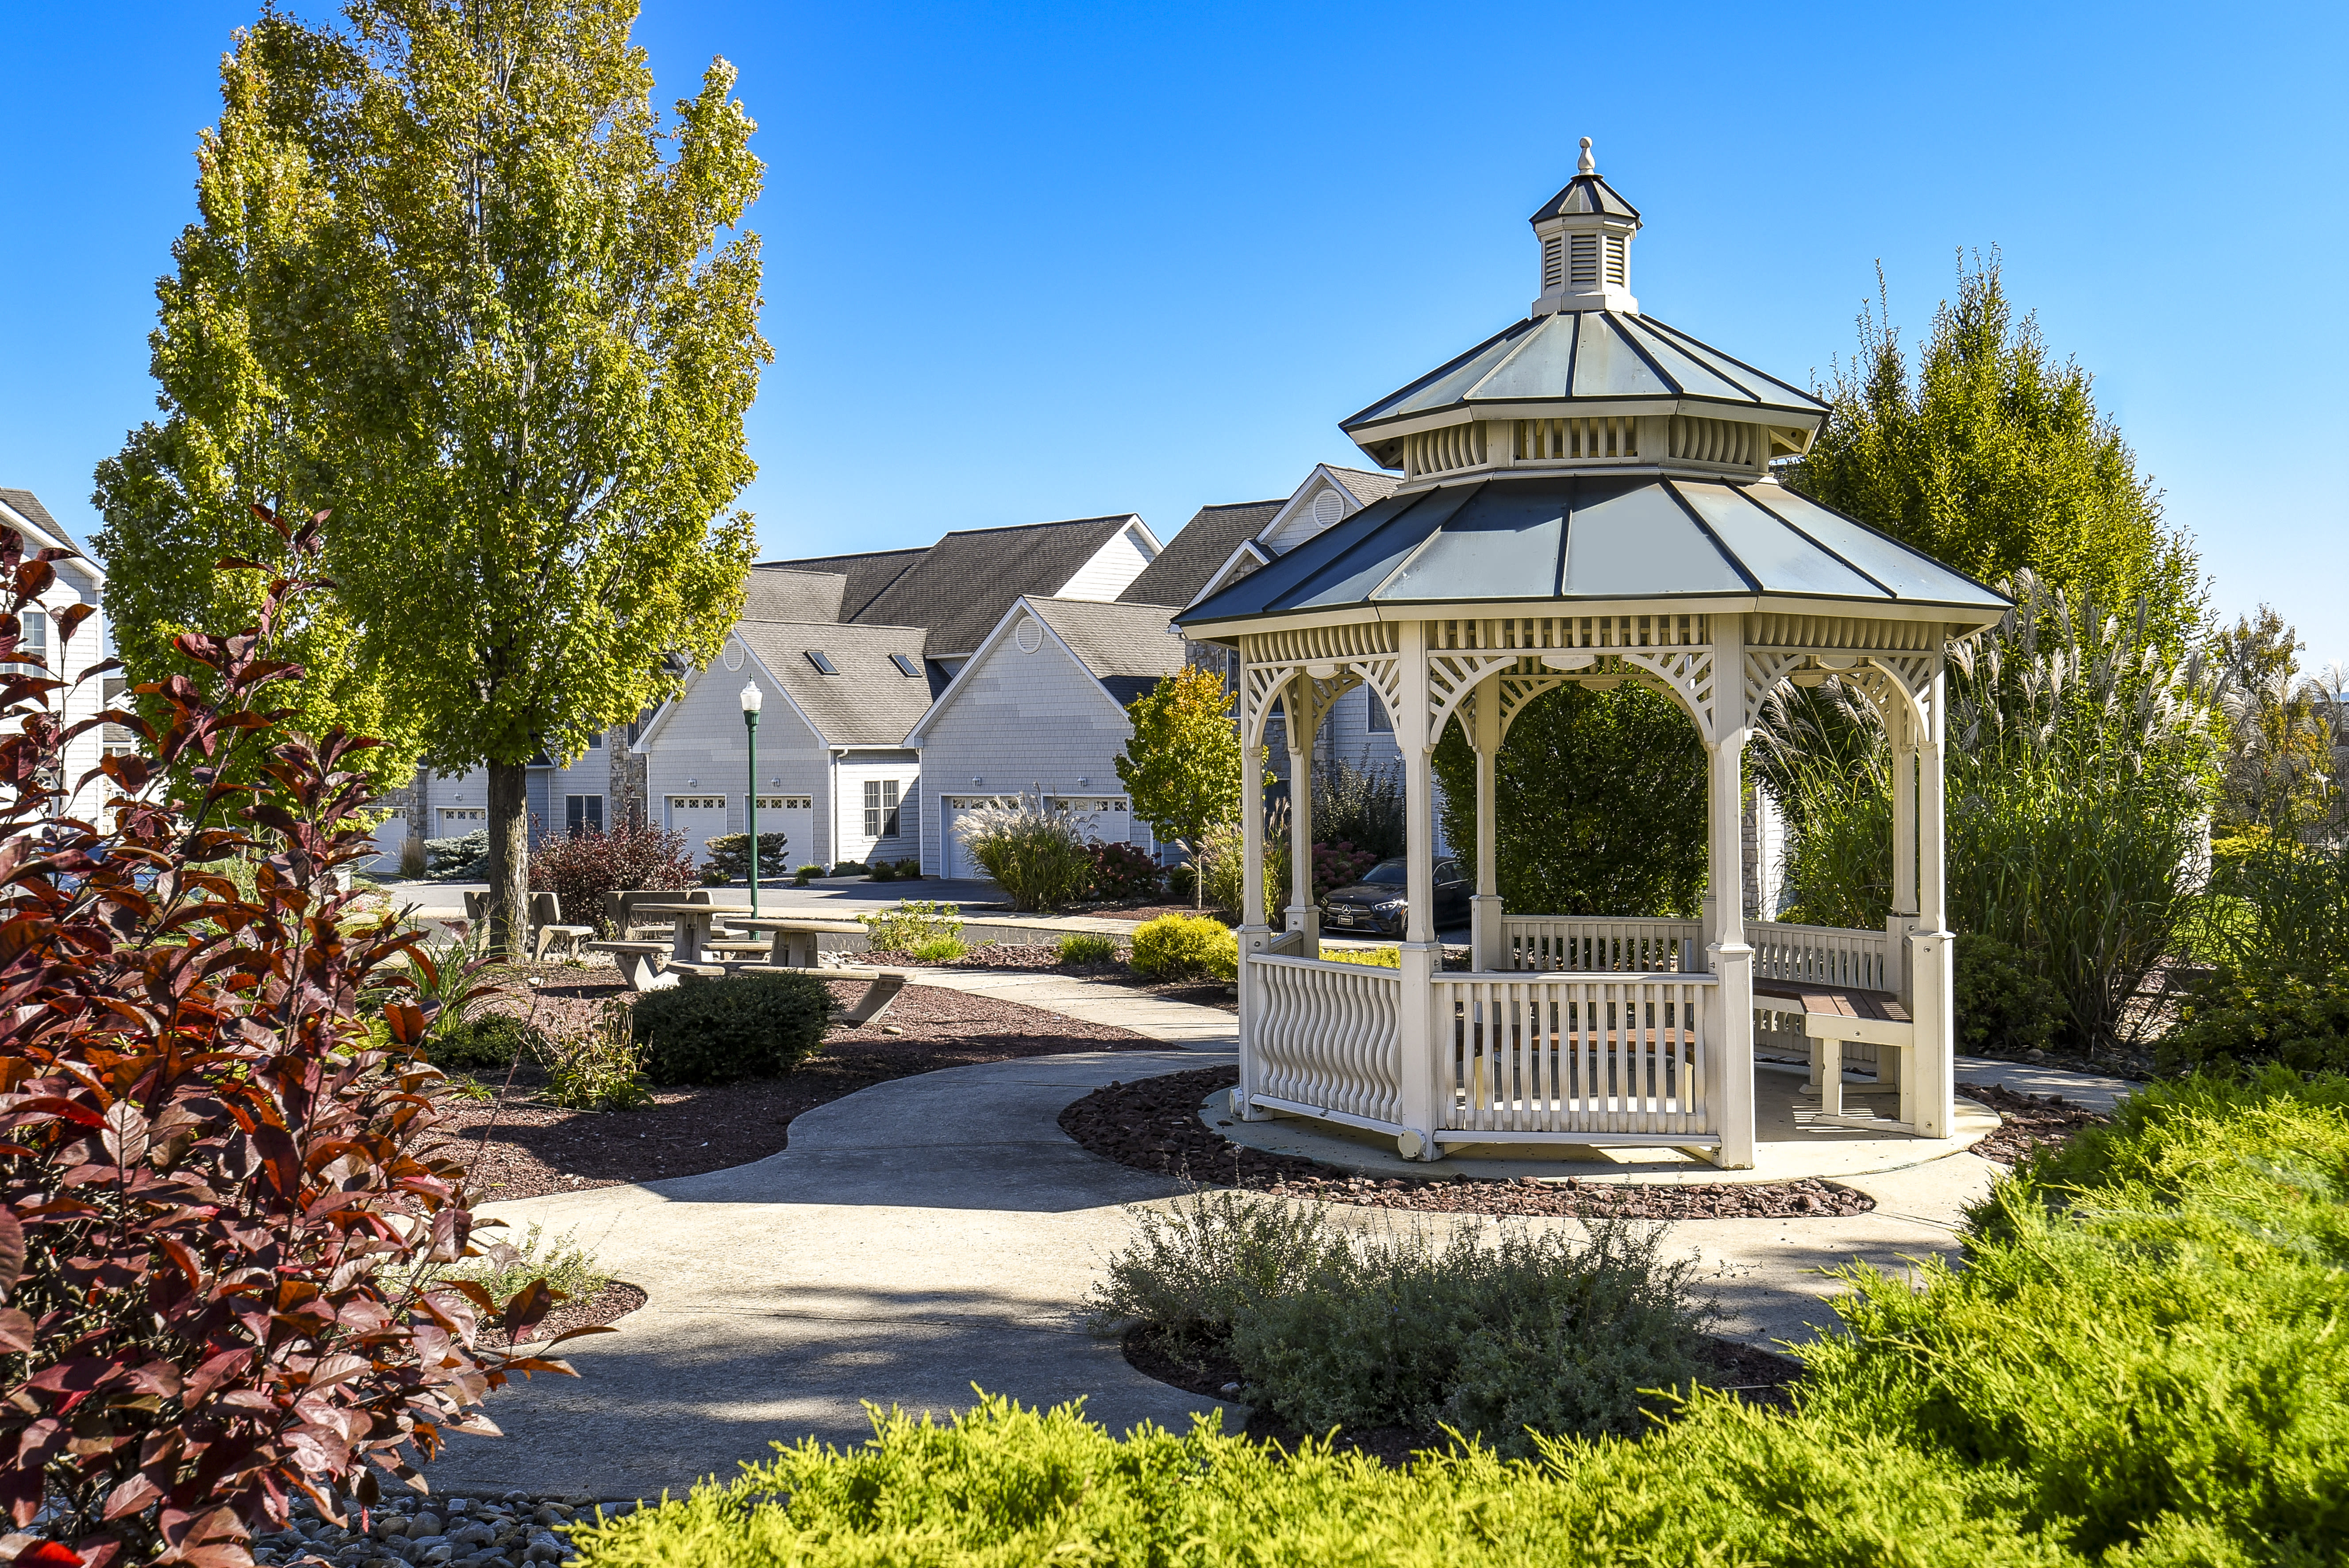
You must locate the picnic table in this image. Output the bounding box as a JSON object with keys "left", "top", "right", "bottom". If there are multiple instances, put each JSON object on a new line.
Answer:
{"left": 626, "top": 905, "right": 867, "bottom": 968}
{"left": 1752, "top": 977, "right": 1915, "bottom": 1127}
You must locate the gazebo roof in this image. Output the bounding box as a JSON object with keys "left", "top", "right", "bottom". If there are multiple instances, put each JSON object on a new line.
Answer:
{"left": 1175, "top": 473, "right": 2010, "bottom": 626}
{"left": 1342, "top": 310, "right": 1827, "bottom": 443}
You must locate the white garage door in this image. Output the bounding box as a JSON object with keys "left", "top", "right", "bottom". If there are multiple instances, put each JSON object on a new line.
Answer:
{"left": 668, "top": 795, "right": 730, "bottom": 867}
{"left": 753, "top": 794, "right": 815, "bottom": 870}
{"left": 938, "top": 795, "right": 1008, "bottom": 881}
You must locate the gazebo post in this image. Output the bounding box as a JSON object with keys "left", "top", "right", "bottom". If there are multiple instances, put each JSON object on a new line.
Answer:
{"left": 1908, "top": 654, "right": 1955, "bottom": 1138}
{"left": 1707, "top": 620, "right": 1757, "bottom": 1168}
{"left": 1395, "top": 621, "right": 1442, "bottom": 1159}
{"left": 1470, "top": 672, "right": 1503, "bottom": 972}
{"left": 1284, "top": 678, "right": 1318, "bottom": 956}
{"left": 1234, "top": 652, "right": 1271, "bottom": 1121}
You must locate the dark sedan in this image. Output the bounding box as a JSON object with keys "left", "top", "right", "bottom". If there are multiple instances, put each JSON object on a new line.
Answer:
{"left": 1319, "top": 856, "right": 1471, "bottom": 936}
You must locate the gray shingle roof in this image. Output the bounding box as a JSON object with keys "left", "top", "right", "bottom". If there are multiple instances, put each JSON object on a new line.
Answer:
{"left": 0, "top": 489, "right": 81, "bottom": 557}
{"left": 856, "top": 515, "right": 1140, "bottom": 658}
{"left": 735, "top": 620, "right": 933, "bottom": 748}
{"left": 1176, "top": 475, "right": 2011, "bottom": 626}
{"left": 1025, "top": 597, "right": 1189, "bottom": 707}
{"left": 742, "top": 568, "right": 847, "bottom": 624}
{"left": 1328, "top": 467, "right": 1402, "bottom": 508}
{"left": 1118, "top": 500, "right": 1282, "bottom": 607}
{"left": 754, "top": 547, "right": 925, "bottom": 621}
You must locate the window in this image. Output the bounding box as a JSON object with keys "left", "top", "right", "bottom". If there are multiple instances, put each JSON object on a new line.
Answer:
{"left": 439, "top": 807, "right": 485, "bottom": 827}
{"left": 889, "top": 653, "right": 921, "bottom": 677}
{"left": 756, "top": 795, "right": 810, "bottom": 811}
{"left": 565, "top": 794, "right": 604, "bottom": 836}
{"left": 1366, "top": 689, "right": 1394, "bottom": 733}
{"left": 6, "top": 609, "right": 46, "bottom": 673}
{"left": 587, "top": 730, "right": 604, "bottom": 749}
{"left": 806, "top": 650, "right": 838, "bottom": 675}
{"left": 863, "top": 778, "right": 901, "bottom": 839}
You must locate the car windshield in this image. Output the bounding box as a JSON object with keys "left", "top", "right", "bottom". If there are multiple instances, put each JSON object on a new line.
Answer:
{"left": 1360, "top": 859, "right": 1408, "bottom": 886}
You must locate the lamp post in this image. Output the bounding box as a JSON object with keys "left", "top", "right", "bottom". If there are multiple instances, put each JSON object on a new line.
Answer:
{"left": 740, "top": 681, "right": 763, "bottom": 915}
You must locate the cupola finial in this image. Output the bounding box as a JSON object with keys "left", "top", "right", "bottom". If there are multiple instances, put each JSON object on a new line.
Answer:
{"left": 1577, "top": 136, "right": 1595, "bottom": 175}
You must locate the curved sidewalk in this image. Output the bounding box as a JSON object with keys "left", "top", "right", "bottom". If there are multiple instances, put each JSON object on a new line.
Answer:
{"left": 428, "top": 972, "right": 2136, "bottom": 1499}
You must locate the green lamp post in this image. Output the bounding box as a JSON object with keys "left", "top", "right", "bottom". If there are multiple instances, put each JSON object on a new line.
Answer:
{"left": 740, "top": 680, "right": 763, "bottom": 915}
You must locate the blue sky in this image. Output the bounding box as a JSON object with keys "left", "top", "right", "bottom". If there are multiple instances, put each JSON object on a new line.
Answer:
{"left": 3, "top": 0, "right": 2342, "bottom": 667}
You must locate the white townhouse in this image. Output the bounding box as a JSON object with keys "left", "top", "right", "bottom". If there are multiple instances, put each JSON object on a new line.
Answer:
{"left": 629, "top": 513, "right": 1167, "bottom": 869}
{"left": 0, "top": 488, "right": 113, "bottom": 807}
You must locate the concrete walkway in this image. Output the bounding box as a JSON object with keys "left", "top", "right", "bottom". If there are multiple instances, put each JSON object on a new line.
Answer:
{"left": 425, "top": 969, "right": 2139, "bottom": 1499}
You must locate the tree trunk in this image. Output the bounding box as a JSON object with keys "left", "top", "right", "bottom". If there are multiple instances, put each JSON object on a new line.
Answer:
{"left": 485, "top": 761, "right": 530, "bottom": 960}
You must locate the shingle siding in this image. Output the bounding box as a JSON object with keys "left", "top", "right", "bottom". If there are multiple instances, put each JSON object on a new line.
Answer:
{"left": 642, "top": 668, "right": 835, "bottom": 865}
{"left": 917, "top": 630, "right": 1153, "bottom": 876}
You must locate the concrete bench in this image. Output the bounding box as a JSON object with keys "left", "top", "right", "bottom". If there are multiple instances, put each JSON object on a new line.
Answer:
{"left": 1754, "top": 978, "right": 1915, "bottom": 1126}
{"left": 585, "top": 939, "right": 679, "bottom": 992}
{"left": 734, "top": 964, "right": 910, "bottom": 1025}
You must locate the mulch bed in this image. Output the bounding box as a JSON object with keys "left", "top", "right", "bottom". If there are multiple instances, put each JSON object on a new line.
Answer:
{"left": 1121, "top": 1324, "right": 1805, "bottom": 1466}
{"left": 437, "top": 968, "right": 1157, "bottom": 1203}
{"left": 1957, "top": 1081, "right": 2111, "bottom": 1166}
{"left": 478, "top": 1280, "right": 649, "bottom": 1352}
{"left": 1061, "top": 1067, "right": 1876, "bottom": 1219}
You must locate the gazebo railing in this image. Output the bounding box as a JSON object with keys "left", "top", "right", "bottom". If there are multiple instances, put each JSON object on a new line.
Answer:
{"left": 1433, "top": 972, "right": 1717, "bottom": 1142}
{"left": 1246, "top": 953, "right": 1403, "bottom": 1130}
{"left": 1502, "top": 917, "right": 1703, "bottom": 974}
{"left": 1746, "top": 920, "right": 1891, "bottom": 990}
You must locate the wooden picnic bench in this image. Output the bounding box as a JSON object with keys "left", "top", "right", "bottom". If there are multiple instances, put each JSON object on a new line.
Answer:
{"left": 1752, "top": 978, "right": 1915, "bottom": 1128}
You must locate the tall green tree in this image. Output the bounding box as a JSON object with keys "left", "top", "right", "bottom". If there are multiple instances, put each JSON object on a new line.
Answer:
{"left": 1431, "top": 684, "right": 1707, "bottom": 918}
{"left": 99, "top": 0, "right": 769, "bottom": 949}
{"left": 1788, "top": 253, "right": 2203, "bottom": 655}
{"left": 1119, "top": 665, "right": 1254, "bottom": 909}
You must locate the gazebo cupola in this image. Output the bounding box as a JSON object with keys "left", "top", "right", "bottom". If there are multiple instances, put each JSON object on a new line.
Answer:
{"left": 1531, "top": 137, "right": 1641, "bottom": 315}
{"left": 1343, "top": 138, "right": 1827, "bottom": 488}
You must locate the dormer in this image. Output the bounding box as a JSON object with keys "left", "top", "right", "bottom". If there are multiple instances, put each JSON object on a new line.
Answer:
{"left": 1530, "top": 138, "right": 1640, "bottom": 316}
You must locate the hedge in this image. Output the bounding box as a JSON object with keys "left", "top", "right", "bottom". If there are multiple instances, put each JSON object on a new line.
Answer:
{"left": 562, "top": 1070, "right": 2349, "bottom": 1566}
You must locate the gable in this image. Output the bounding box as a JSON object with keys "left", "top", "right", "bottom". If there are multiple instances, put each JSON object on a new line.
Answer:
{"left": 1259, "top": 468, "right": 1368, "bottom": 555}
{"left": 1055, "top": 520, "right": 1159, "bottom": 602}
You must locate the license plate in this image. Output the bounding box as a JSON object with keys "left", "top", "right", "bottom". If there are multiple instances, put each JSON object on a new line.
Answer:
{"left": 1330, "top": 911, "right": 1354, "bottom": 925}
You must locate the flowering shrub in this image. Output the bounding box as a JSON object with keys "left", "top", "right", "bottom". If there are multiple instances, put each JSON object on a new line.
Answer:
{"left": 1083, "top": 841, "right": 1162, "bottom": 902}
{"left": 1311, "top": 841, "right": 1378, "bottom": 900}
{"left": 530, "top": 822, "right": 694, "bottom": 934}
{"left": 0, "top": 520, "right": 596, "bottom": 1565}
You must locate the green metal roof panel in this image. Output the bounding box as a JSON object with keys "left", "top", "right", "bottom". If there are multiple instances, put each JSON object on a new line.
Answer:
{"left": 1175, "top": 475, "right": 2012, "bottom": 627}
{"left": 1381, "top": 485, "right": 1567, "bottom": 601}
{"left": 1560, "top": 479, "right": 1752, "bottom": 598}
{"left": 1468, "top": 312, "right": 1578, "bottom": 401}
{"left": 1740, "top": 485, "right": 2008, "bottom": 608}
{"left": 1614, "top": 317, "right": 1760, "bottom": 404}
{"left": 1567, "top": 313, "right": 1674, "bottom": 400}
{"left": 1346, "top": 321, "right": 1536, "bottom": 425}
{"left": 1672, "top": 484, "right": 1889, "bottom": 598}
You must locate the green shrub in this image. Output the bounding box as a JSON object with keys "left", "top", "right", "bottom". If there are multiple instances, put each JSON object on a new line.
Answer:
{"left": 1054, "top": 932, "right": 1118, "bottom": 965}
{"left": 2204, "top": 833, "right": 2349, "bottom": 973}
{"left": 1321, "top": 944, "right": 1399, "bottom": 968}
{"left": 408, "top": 1222, "right": 611, "bottom": 1312}
{"left": 793, "top": 862, "right": 824, "bottom": 886}
{"left": 536, "top": 999, "right": 654, "bottom": 1110}
{"left": 907, "top": 935, "right": 967, "bottom": 962}
{"left": 1311, "top": 758, "right": 1407, "bottom": 860}
{"left": 1086, "top": 1188, "right": 1348, "bottom": 1348}
{"left": 953, "top": 795, "right": 1094, "bottom": 911}
{"left": 829, "top": 860, "right": 868, "bottom": 877}
{"left": 564, "top": 1072, "right": 2349, "bottom": 1568}
{"left": 630, "top": 971, "right": 834, "bottom": 1084}
{"left": 427, "top": 1008, "right": 542, "bottom": 1072}
{"left": 869, "top": 860, "right": 896, "bottom": 882}
{"left": 1166, "top": 862, "right": 1196, "bottom": 900}
{"left": 2159, "top": 961, "right": 2349, "bottom": 1075}
{"left": 1128, "top": 912, "right": 1236, "bottom": 981}
{"left": 424, "top": 826, "right": 490, "bottom": 880}
{"left": 1953, "top": 933, "right": 2063, "bottom": 1057}
{"left": 860, "top": 899, "right": 962, "bottom": 951}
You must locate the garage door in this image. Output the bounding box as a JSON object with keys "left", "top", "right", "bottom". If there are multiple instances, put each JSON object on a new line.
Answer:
{"left": 938, "top": 795, "right": 1010, "bottom": 880}
{"left": 668, "top": 795, "right": 730, "bottom": 867}
{"left": 754, "top": 795, "right": 815, "bottom": 870}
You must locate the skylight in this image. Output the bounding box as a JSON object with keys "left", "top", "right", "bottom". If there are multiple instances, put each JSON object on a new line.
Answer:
{"left": 889, "top": 653, "right": 920, "bottom": 677}
{"left": 805, "top": 650, "right": 838, "bottom": 675}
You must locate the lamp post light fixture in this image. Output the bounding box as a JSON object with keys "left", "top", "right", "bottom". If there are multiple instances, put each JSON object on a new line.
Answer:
{"left": 740, "top": 682, "right": 763, "bottom": 915}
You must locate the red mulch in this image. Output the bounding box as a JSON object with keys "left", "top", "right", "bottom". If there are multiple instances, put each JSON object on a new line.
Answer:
{"left": 436, "top": 969, "right": 1157, "bottom": 1203}
{"left": 1061, "top": 1066, "right": 1875, "bottom": 1219}
{"left": 1956, "top": 1081, "right": 2110, "bottom": 1166}
{"left": 869, "top": 942, "right": 1239, "bottom": 1012}
{"left": 480, "top": 1280, "right": 649, "bottom": 1351}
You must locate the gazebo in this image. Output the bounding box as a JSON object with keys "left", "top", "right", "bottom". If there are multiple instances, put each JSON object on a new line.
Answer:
{"left": 1176, "top": 142, "right": 2010, "bottom": 1168}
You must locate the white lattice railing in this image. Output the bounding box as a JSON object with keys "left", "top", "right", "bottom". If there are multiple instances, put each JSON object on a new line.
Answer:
{"left": 1503, "top": 917, "right": 1703, "bottom": 975}
{"left": 1434, "top": 973, "right": 1716, "bottom": 1139}
{"left": 1746, "top": 921, "right": 1890, "bottom": 991}
{"left": 1247, "top": 954, "right": 1403, "bottom": 1129}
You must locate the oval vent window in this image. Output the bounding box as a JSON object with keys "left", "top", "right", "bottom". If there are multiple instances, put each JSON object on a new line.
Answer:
{"left": 721, "top": 637, "right": 745, "bottom": 672}
{"left": 1312, "top": 491, "right": 1344, "bottom": 529}
{"left": 1014, "top": 617, "right": 1044, "bottom": 654}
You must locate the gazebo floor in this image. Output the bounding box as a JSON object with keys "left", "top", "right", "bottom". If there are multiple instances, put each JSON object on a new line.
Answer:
{"left": 1213, "top": 1061, "right": 1998, "bottom": 1186}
